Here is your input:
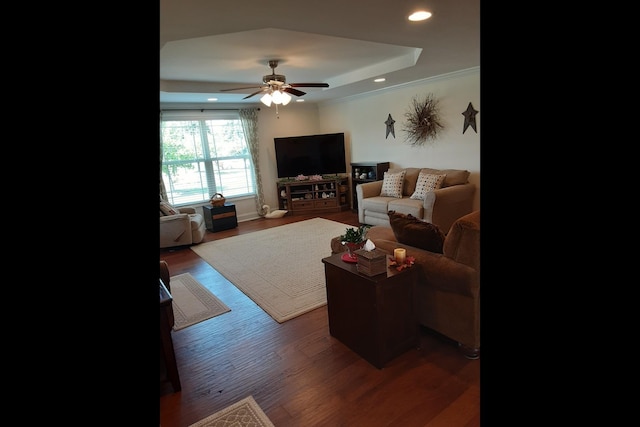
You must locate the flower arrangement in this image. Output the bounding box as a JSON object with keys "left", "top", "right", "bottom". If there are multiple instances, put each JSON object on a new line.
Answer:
{"left": 295, "top": 174, "right": 308, "bottom": 181}
{"left": 340, "top": 225, "right": 371, "bottom": 260}
{"left": 340, "top": 225, "right": 371, "bottom": 244}
{"left": 389, "top": 255, "right": 416, "bottom": 271}
{"left": 309, "top": 174, "right": 323, "bottom": 181}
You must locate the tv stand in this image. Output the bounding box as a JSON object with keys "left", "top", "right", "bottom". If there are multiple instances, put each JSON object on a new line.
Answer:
{"left": 277, "top": 177, "right": 350, "bottom": 215}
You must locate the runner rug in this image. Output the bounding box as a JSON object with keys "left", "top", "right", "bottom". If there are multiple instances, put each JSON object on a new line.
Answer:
{"left": 190, "top": 217, "right": 352, "bottom": 323}
{"left": 188, "top": 395, "right": 274, "bottom": 427}
{"left": 170, "top": 273, "right": 231, "bottom": 331}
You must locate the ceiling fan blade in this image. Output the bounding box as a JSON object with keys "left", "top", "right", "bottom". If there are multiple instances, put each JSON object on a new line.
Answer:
{"left": 283, "top": 87, "right": 306, "bottom": 97}
{"left": 243, "top": 88, "right": 269, "bottom": 99}
{"left": 289, "top": 83, "right": 329, "bottom": 88}
{"left": 220, "top": 86, "right": 265, "bottom": 92}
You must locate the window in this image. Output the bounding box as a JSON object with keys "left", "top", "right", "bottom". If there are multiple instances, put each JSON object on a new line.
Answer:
{"left": 160, "top": 110, "right": 255, "bottom": 206}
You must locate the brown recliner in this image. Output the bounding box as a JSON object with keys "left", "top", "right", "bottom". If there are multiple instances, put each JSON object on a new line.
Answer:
{"left": 159, "top": 260, "right": 174, "bottom": 327}
{"left": 366, "top": 211, "right": 480, "bottom": 358}
{"left": 159, "top": 260, "right": 181, "bottom": 391}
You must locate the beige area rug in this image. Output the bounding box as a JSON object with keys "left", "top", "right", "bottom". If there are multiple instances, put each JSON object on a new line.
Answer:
{"left": 189, "top": 395, "right": 274, "bottom": 427}
{"left": 191, "top": 217, "right": 352, "bottom": 323}
{"left": 170, "top": 273, "right": 231, "bottom": 331}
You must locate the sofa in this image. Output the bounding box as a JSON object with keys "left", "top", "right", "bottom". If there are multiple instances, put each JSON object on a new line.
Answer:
{"left": 160, "top": 200, "right": 206, "bottom": 249}
{"left": 366, "top": 210, "right": 480, "bottom": 358}
{"left": 356, "top": 167, "right": 475, "bottom": 234}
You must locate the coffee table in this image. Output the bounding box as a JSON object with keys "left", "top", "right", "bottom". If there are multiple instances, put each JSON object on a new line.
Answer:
{"left": 322, "top": 252, "right": 419, "bottom": 369}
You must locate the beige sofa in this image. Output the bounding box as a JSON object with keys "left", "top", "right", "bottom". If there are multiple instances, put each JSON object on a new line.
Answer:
{"left": 356, "top": 167, "right": 475, "bottom": 234}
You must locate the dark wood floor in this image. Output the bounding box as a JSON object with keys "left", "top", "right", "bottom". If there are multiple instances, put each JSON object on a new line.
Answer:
{"left": 159, "top": 210, "right": 480, "bottom": 427}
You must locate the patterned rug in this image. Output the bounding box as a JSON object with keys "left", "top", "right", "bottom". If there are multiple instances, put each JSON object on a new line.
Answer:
{"left": 188, "top": 396, "right": 274, "bottom": 427}
{"left": 191, "top": 217, "right": 352, "bottom": 323}
{"left": 170, "top": 273, "right": 231, "bottom": 331}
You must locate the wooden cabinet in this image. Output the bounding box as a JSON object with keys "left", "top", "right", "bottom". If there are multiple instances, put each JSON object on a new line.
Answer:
{"left": 322, "top": 252, "right": 419, "bottom": 369}
{"left": 351, "top": 162, "right": 390, "bottom": 211}
{"left": 202, "top": 204, "right": 238, "bottom": 232}
{"left": 277, "top": 177, "right": 350, "bottom": 215}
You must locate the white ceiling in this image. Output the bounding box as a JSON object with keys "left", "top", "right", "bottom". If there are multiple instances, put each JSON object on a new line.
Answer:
{"left": 160, "top": 0, "right": 480, "bottom": 105}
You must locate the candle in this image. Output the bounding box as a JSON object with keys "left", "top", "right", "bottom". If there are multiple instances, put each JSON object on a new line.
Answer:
{"left": 394, "top": 248, "right": 406, "bottom": 265}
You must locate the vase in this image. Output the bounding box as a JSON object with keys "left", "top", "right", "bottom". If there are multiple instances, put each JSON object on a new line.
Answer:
{"left": 343, "top": 241, "right": 365, "bottom": 260}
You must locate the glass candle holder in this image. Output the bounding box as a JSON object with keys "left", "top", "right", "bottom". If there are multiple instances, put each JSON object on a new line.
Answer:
{"left": 394, "top": 248, "right": 406, "bottom": 265}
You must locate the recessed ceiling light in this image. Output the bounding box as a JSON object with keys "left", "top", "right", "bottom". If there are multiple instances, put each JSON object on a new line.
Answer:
{"left": 408, "top": 11, "right": 432, "bottom": 21}
{"left": 374, "top": 78, "right": 386, "bottom": 83}
{"left": 296, "top": 99, "right": 305, "bottom": 102}
{"left": 207, "top": 97, "right": 218, "bottom": 102}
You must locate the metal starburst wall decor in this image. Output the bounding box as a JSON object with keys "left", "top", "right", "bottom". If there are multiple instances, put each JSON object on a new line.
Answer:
{"left": 403, "top": 94, "right": 444, "bottom": 146}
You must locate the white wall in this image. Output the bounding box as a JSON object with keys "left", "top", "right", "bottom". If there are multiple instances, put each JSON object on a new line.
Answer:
{"left": 162, "top": 67, "right": 480, "bottom": 222}
{"left": 251, "top": 103, "right": 321, "bottom": 220}
{"left": 318, "top": 67, "right": 480, "bottom": 211}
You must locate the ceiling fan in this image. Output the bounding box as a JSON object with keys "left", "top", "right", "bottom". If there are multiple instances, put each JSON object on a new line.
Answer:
{"left": 220, "top": 60, "right": 329, "bottom": 105}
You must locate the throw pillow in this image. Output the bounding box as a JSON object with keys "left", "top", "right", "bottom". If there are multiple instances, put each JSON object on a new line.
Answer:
{"left": 379, "top": 170, "right": 406, "bottom": 198}
{"left": 409, "top": 172, "right": 446, "bottom": 200}
{"left": 388, "top": 211, "right": 445, "bottom": 253}
{"left": 160, "top": 200, "right": 180, "bottom": 216}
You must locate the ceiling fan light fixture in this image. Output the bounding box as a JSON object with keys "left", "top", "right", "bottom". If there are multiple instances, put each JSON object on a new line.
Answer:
{"left": 220, "top": 60, "right": 328, "bottom": 108}
{"left": 260, "top": 92, "right": 273, "bottom": 106}
{"left": 271, "top": 89, "right": 284, "bottom": 104}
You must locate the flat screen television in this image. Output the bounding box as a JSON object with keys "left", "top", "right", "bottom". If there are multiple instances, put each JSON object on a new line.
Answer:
{"left": 274, "top": 132, "right": 346, "bottom": 178}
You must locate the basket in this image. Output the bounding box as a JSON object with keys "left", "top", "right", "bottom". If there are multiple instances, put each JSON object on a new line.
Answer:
{"left": 209, "top": 193, "right": 226, "bottom": 207}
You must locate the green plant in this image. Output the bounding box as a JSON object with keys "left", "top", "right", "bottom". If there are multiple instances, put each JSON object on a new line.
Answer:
{"left": 340, "top": 225, "right": 371, "bottom": 244}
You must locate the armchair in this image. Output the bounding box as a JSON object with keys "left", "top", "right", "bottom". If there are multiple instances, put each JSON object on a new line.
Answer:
{"left": 366, "top": 210, "right": 480, "bottom": 358}
{"left": 160, "top": 206, "right": 206, "bottom": 249}
{"left": 159, "top": 260, "right": 181, "bottom": 392}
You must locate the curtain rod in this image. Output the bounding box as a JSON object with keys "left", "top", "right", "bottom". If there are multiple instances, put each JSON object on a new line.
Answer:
{"left": 159, "top": 108, "right": 260, "bottom": 112}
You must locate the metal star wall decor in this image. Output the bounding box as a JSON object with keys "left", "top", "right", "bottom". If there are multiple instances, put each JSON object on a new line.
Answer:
{"left": 462, "top": 102, "right": 478, "bottom": 134}
{"left": 385, "top": 113, "right": 396, "bottom": 139}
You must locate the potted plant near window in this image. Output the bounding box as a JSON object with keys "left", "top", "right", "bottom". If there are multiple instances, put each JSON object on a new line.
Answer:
{"left": 340, "top": 225, "right": 371, "bottom": 260}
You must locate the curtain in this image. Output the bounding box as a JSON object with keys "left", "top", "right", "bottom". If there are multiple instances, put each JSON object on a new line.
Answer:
{"left": 239, "top": 108, "right": 266, "bottom": 216}
{"left": 159, "top": 111, "right": 168, "bottom": 201}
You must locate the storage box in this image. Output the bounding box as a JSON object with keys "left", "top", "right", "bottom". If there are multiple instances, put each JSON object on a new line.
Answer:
{"left": 354, "top": 248, "right": 387, "bottom": 276}
{"left": 203, "top": 203, "right": 238, "bottom": 232}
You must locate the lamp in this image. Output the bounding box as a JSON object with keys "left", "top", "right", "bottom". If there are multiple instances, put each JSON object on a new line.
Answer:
{"left": 260, "top": 92, "right": 272, "bottom": 106}
{"left": 260, "top": 86, "right": 292, "bottom": 107}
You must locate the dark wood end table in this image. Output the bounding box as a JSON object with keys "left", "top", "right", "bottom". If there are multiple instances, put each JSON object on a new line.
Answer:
{"left": 322, "top": 252, "right": 419, "bottom": 369}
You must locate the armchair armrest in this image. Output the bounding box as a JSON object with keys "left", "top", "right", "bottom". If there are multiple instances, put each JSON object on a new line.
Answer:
{"left": 178, "top": 207, "right": 197, "bottom": 214}
{"left": 160, "top": 214, "right": 192, "bottom": 247}
{"left": 357, "top": 180, "right": 384, "bottom": 199}
{"left": 356, "top": 181, "right": 384, "bottom": 223}
{"left": 160, "top": 213, "right": 190, "bottom": 224}
{"left": 416, "top": 252, "right": 479, "bottom": 298}
{"left": 368, "top": 231, "right": 478, "bottom": 298}
{"left": 160, "top": 260, "right": 170, "bottom": 292}
{"left": 423, "top": 183, "right": 475, "bottom": 234}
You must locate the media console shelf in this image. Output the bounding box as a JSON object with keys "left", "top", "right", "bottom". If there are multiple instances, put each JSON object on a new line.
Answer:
{"left": 277, "top": 177, "right": 350, "bottom": 215}
{"left": 351, "top": 162, "right": 390, "bottom": 211}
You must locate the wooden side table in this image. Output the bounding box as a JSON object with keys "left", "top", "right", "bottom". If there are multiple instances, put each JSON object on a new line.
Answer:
{"left": 202, "top": 203, "right": 238, "bottom": 232}
{"left": 322, "top": 252, "right": 418, "bottom": 369}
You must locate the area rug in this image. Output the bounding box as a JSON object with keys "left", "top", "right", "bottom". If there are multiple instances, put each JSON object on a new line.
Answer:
{"left": 170, "top": 273, "right": 231, "bottom": 331}
{"left": 189, "top": 395, "right": 274, "bottom": 427}
{"left": 190, "top": 217, "right": 352, "bottom": 323}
